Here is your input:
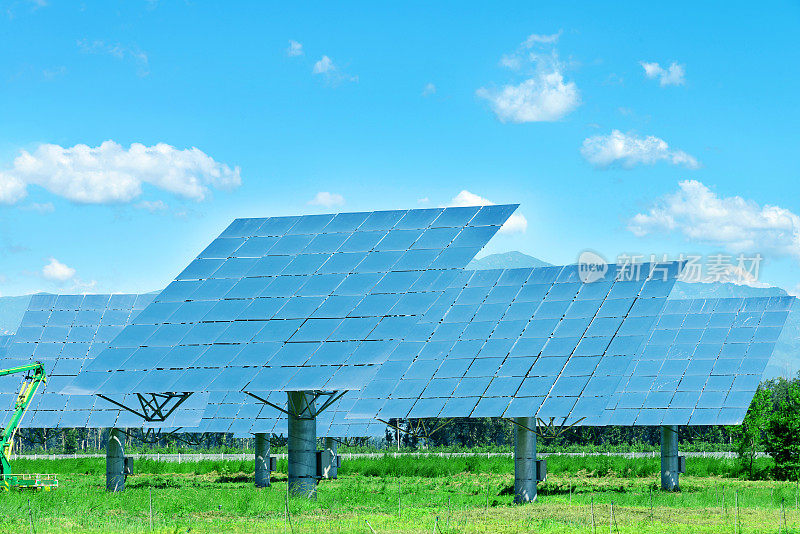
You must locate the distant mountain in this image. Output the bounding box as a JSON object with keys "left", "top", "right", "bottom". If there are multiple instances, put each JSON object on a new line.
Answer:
{"left": 467, "top": 251, "right": 552, "bottom": 270}
{"left": 0, "top": 295, "right": 32, "bottom": 335}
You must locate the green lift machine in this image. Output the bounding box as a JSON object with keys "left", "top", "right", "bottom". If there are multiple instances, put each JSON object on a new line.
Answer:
{"left": 0, "top": 362, "right": 58, "bottom": 491}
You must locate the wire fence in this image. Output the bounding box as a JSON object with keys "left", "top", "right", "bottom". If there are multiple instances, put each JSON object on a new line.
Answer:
{"left": 10, "top": 450, "right": 764, "bottom": 462}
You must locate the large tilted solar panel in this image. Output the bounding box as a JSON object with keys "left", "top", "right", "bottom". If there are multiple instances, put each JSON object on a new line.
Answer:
{"left": 186, "top": 261, "right": 679, "bottom": 436}
{"left": 0, "top": 294, "right": 206, "bottom": 428}
{"left": 66, "top": 206, "right": 517, "bottom": 402}
{"left": 342, "top": 262, "right": 681, "bottom": 425}
{"left": 604, "top": 296, "right": 794, "bottom": 427}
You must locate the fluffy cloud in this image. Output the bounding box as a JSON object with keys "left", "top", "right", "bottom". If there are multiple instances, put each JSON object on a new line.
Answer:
{"left": 477, "top": 73, "right": 580, "bottom": 123}
{"left": 581, "top": 130, "right": 700, "bottom": 169}
{"left": 287, "top": 40, "right": 304, "bottom": 57}
{"left": 313, "top": 56, "right": 334, "bottom": 74}
{"left": 312, "top": 56, "right": 357, "bottom": 84}
{"left": 309, "top": 191, "right": 345, "bottom": 208}
{"left": 42, "top": 257, "right": 75, "bottom": 282}
{"left": 640, "top": 61, "right": 685, "bottom": 86}
{"left": 628, "top": 180, "right": 800, "bottom": 259}
{"left": 449, "top": 190, "right": 527, "bottom": 235}
{"left": 0, "top": 173, "right": 26, "bottom": 204}
{"left": 0, "top": 141, "right": 241, "bottom": 205}
{"left": 477, "top": 31, "right": 580, "bottom": 123}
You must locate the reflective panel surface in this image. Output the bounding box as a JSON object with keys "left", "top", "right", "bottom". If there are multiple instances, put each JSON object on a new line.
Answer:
{"left": 67, "top": 207, "right": 517, "bottom": 400}
{"left": 0, "top": 293, "right": 205, "bottom": 428}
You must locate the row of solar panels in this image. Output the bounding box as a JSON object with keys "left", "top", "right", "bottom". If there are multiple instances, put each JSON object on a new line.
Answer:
{"left": 0, "top": 206, "right": 793, "bottom": 437}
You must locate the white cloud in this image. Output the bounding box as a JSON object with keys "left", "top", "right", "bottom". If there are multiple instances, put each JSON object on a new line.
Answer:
{"left": 0, "top": 173, "right": 27, "bottom": 204}
{"left": 477, "top": 73, "right": 580, "bottom": 123}
{"left": 478, "top": 32, "right": 580, "bottom": 122}
{"left": 581, "top": 130, "right": 700, "bottom": 169}
{"left": 628, "top": 180, "right": 800, "bottom": 259}
{"left": 422, "top": 83, "right": 436, "bottom": 96}
{"left": 136, "top": 200, "right": 168, "bottom": 212}
{"left": 0, "top": 141, "right": 241, "bottom": 205}
{"left": 640, "top": 61, "right": 685, "bottom": 86}
{"left": 77, "top": 39, "right": 149, "bottom": 77}
{"left": 448, "top": 190, "right": 527, "bottom": 235}
{"left": 312, "top": 55, "right": 357, "bottom": 84}
{"left": 309, "top": 191, "right": 345, "bottom": 208}
{"left": 287, "top": 40, "right": 304, "bottom": 57}
{"left": 523, "top": 31, "right": 562, "bottom": 46}
{"left": 42, "top": 66, "right": 66, "bottom": 80}
{"left": 42, "top": 257, "right": 75, "bottom": 282}
{"left": 313, "top": 55, "right": 334, "bottom": 74}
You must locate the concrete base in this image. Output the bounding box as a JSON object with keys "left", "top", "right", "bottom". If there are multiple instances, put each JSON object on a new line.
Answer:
{"left": 513, "top": 417, "right": 537, "bottom": 503}
{"left": 661, "top": 425, "right": 680, "bottom": 491}
{"left": 255, "top": 433, "right": 271, "bottom": 488}
{"left": 287, "top": 391, "right": 317, "bottom": 497}
{"left": 106, "top": 428, "right": 125, "bottom": 492}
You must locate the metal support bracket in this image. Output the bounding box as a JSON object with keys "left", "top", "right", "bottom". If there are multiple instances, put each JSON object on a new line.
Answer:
{"left": 243, "top": 390, "right": 346, "bottom": 419}
{"left": 503, "top": 416, "right": 586, "bottom": 440}
{"left": 376, "top": 417, "right": 455, "bottom": 442}
{"left": 98, "top": 392, "right": 193, "bottom": 423}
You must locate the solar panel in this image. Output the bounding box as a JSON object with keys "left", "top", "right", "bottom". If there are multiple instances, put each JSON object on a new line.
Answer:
{"left": 604, "top": 296, "right": 794, "bottom": 427}
{"left": 341, "top": 262, "right": 681, "bottom": 424}
{"left": 0, "top": 293, "right": 206, "bottom": 428}
{"left": 191, "top": 261, "right": 681, "bottom": 437}
{"left": 65, "top": 207, "right": 517, "bottom": 419}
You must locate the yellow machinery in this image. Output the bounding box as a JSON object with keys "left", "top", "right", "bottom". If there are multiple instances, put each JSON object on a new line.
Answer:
{"left": 0, "top": 362, "right": 58, "bottom": 490}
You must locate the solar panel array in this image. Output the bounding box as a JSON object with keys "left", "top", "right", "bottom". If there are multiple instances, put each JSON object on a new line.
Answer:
{"left": 25, "top": 204, "right": 789, "bottom": 437}
{"left": 196, "top": 289, "right": 793, "bottom": 437}
{"left": 0, "top": 294, "right": 206, "bottom": 429}
{"left": 338, "top": 262, "right": 679, "bottom": 425}
{"left": 184, "top": 261, "right": 680, "bottom": 436}
{"left": 65, "top": 206, "right": 517, "bottom": 403}
{"left": 605, "top": 296, "right": 794, "bottom": 427}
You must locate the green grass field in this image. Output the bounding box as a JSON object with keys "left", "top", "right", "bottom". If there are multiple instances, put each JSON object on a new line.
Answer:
{"left": 1, "top": 456, "right": 797, "bottom": 533}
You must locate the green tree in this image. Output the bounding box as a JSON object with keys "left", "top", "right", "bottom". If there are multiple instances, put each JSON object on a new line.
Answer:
{"left": 765, "top": 382, "right": 800, "bottom": 480}
{"left": 735, "top": 387, "right": 771, "bottom": 476}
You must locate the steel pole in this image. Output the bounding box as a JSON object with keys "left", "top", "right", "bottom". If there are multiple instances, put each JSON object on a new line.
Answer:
{"left": 661, "top": 425, "right": 680, "bottom": 491}
{"left": 514, "top": 417, "right": 537, "bottom": 503}
{"left": 255, "top": 432, "right": 271, "bottom": 488}
{"left": 106, "top": 428, "right": 125, "bottom": 492}
{"left": 287, "top": 391, "right": 317, "bottom": 497}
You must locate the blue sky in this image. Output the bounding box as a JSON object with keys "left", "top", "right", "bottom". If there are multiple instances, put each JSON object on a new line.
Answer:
{"left": 1, "top": 1, "right": 798, "bottom": 296}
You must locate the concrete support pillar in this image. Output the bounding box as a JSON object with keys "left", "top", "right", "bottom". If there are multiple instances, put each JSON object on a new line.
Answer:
{"left": 661, "top": 425, "right": 680, "bottom": 491}
{"left": 513, "top": 417, "right": 537, "bottom": 504}
{"left": 287, "top": 391, "right": 317, "bottom": 497}
{"left": 255, "top": 433, "right": 271, "bottom": 488}
{"left": 106, "top": 428, "right": 125, "bottom": 492}
{"left": 321, "top": 437, "right": 338, "bottom": 479}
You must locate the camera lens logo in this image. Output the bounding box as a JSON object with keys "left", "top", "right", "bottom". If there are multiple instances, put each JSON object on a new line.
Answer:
{"left": 578, "top": 250, "right": 608, "bottom": 283}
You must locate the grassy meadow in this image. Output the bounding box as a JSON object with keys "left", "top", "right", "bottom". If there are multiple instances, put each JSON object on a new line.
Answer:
{"left": 1, "top": 455, "right": 798, "bottom": 533}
